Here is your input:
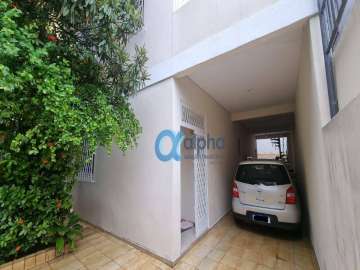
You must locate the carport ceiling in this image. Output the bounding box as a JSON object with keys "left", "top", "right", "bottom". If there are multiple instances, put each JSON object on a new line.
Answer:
{"left": 238, "top": 113, "right": 295, "bottom": 134}
{"left": 185, "top": 22, "right": 306, "bottom": 113}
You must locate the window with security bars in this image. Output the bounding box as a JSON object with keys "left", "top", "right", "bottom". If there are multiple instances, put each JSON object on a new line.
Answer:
{"left": 78, "top": 141, "right": 96, "bottom": 183}
{"left": 134, "top": 0, "right": 144, "bottom": 24}
{"left": 181, "top": 105, "right": 204, "bottom": 130}
{"left": 318, "top": 0, "right": 349, "bottom": 117}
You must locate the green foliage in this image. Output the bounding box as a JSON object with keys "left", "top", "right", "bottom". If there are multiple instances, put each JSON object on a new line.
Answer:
{"left": 0, "top": 0, "right": 147, "bottom": 263}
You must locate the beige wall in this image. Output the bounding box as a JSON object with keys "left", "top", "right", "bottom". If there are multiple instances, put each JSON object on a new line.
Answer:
{"left": 174, "top": 77, "right": 239, "bottom": 228}
{"left": 130, "top": 0, "right": 279, "bottom": 67}
{"left": 319, "top": 2, "right": 360, "bottom": 268}
{"left": 333, "top": 0, "right": 360, "bottom": 110}
{"left": 172, "top": 0, "right": 278, "bottom": 54}
{"left": 128, "top": 0, "right": 173, "bottom": 67}
{"left": 295, "top": 17, "right": 336, "bottom": 270}
{"left": 296, "top": 14, "right": 360, "bottom": 269}
{"left": 181, "top": 127, "right": 195, "bottom": 222}
{"left": 74, "top": 79, "right": 180, "bottom": 262}
{"left": 234, "top": 122, "right": 252, "bottom": 162}
{"left": 75, "top": 76, "right": 239, "bottom": 262}
{"left": 322, "top": 95, "right": 360, "bottom": 270}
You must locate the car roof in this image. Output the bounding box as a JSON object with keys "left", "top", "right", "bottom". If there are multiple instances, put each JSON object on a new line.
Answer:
{"left": 238, "top": 159, "right": 285, "bottom": 166}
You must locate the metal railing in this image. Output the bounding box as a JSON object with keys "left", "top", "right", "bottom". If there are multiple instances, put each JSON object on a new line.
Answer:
{"left": 78, "top": 141, "right": 96, "bottom": 183}
{"left": 318, "top": 0, "right": 348, "bottom": 117}
{"left": 319, "top": 0, "right": 348, "bottom": 53}
{"left": 134, "top": 0, "right": 144, "bottom": 24}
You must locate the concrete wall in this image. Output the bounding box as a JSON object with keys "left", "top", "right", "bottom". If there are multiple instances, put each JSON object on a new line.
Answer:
{"left": 295, "top": 17, "right": 336, "bottom": 270}
{"left": 296, "top": 13, "right": 360, "bottom": 269}
{"left": 174, "top": 77, "right": 239, "bottom": 228}
{"left": 74, "top": 79, "right": 180, "bottom": 262}
{"left": 318, "top": 2, "right": 360, "bottom": 268}
{"left": 181, "top": 127, "right": 195, "bottom": 222}
{"left": 128, "top": 0, "right": 173, "bottom": 67}
{"left": 74, "top": 76, "right": 238, "bottom": 261}
{"left": 322, "top": 95, "right": 360, "bottom": 270}
{"left": 333, "top": 0, "right": 360, "bottom": 110}
{"left": 172, "top": 0, "right": 279, "bottom": 54}
{"left": 234, "top": 122, "right": 252, "bottom": 162}
{"left": 129, "top": 0, "right": 280, "bottom": 67}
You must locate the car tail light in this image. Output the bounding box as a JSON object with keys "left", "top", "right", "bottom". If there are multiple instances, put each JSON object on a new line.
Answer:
{"left": 286, "top": 186, "right": 296, "bottom": 204}
{"left": 232, "top": 181, "right": 239, "bottom": 198}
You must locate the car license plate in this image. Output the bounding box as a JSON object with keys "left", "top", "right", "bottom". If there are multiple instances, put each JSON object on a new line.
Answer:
{"left": 252, "top": 214, "right": 270, "bottom": 223}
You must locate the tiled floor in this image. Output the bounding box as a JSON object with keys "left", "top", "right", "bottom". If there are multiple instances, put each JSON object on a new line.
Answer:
{"left": 33, "top": 214, "right": 318, "bottom": 270}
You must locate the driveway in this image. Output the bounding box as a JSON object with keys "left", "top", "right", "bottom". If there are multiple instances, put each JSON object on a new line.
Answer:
{"left": 33, "top": 214, "right": 317, "bottom": 270}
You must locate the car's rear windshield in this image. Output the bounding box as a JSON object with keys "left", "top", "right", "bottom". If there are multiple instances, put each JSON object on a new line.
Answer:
{"left": 235, "top": 164, "right": 290, "bottom": 186}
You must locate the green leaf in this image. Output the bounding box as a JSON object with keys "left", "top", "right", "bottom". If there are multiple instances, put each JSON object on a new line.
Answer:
{"left": 55, "top": 238, "right": 65, "bottom": 255}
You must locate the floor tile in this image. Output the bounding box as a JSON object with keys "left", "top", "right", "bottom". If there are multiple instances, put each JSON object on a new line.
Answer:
{"left": 197, "top": 257, "right": 218, "bottom": 270}
{"left": 32, "top": 215, "right": 317, "bottom": 270}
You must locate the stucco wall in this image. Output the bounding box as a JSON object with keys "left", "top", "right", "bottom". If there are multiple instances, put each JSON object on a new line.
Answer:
{"left": 319, "top": 2, "right": 360, "bottom": 268}
{"left": 322, "top": 95, "right": 360, "bottom": 270}
{"left": 128, "top": 0, "right": 173, "bottom": 67}
{"left": 129, "top": 0, "right": 280, "bottom": 67}
{"left": 174, "top": 77, "right": 239, "bottom": 228}
{"left": 181, "top": 127, "right": 195, "bottom": 222}
{"left": 172, "top": 0, "right": 279, "bottom": 54}
{"left": 74, "top": 79, "right": 180, "bottom": 262}
{"left": 234, "top": 122, "right": 252, "bottom": 162}
{"left": 74, "top": 76, "right": 238, "bottom": 261}
{"left": 333, "top": 0, "right": 360, "bottom": 110}
{"left": 295, "top": 17, "right": 336, "bottom": 270}
{"left": 296, "top": 14, "right": 360, "bottom": 269}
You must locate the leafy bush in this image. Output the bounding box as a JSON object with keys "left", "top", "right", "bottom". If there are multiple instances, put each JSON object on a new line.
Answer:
{"left": 0, "top": 0, "right": 146, "bottom": 263}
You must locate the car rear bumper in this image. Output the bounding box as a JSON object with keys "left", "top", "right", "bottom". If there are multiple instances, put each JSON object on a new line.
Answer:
{"left": 232, "top": 212, "right": 300, "bottom": 231}
{"left": 232, "top": 198, "right": 301, "bottom": 229}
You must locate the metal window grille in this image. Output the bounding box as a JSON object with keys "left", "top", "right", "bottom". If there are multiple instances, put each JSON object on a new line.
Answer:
{"left": 134, "top": 0, "right": 144, "bottom": 24}
{"left": 318, "top": 0, "right": 348, "bottom": 117}
{"left": 78, "top": 141, "right": 96, "bottom": 183}
{"left": 181, "top": 105, "right": 204, "bottom": 130}
{"left": 194, "top": 137, "right": 208, "bottom": 237}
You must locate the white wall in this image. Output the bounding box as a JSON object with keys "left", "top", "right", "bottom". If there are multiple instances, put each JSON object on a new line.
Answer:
{"left": 181, "top": 127, "right": 195, "bottom": 222}
{"left": 172, "top": 0, "right": 279, "bottom": 54}
{"left": 74, "top": 79, "right": 180, "bottom": 262}
{"left": 128, "top": 0, "right": 173, "bottom": 67}
{"left": 319, "top": 2, "right": 360, "bottom": 268}
{"left": 234, "top": 122, "right": 252, "bottom": 162}
{"left": 74, "top": 76, "right": 238, "bottom": 262}
{"left": 174, "top": 77, "right": 239, "bottom": 228}
{"left": 322, "top": 95, "right": 360, "bottom": 270}
{"left": 130, "top": 0, "right": 296, "bottom": 69}
{"left": 333, "top": 0, "right": 360, "bottom": 110}
{"left": 295, "top": 12, "right": 360, "bottom": 269}
{"left": 295, "top": 17, "right": 336, "bottom": 270}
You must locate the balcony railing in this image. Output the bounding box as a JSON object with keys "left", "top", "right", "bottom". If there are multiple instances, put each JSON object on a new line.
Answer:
{"left": 318, "top": 0, "right": 348, "bottom": 117}
{"left": 134, "top": 0, "right": 144, "bottom": 24}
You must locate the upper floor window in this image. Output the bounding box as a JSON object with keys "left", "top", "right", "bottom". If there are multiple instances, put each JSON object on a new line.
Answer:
{"left": 174, "top": 0, "right": 190, "bottom": 12}
{"left": 319, "top": 0, "right": 348, "bottom": 53}
{"left": 134, "top": 0, "right": 145, "bottom": 24}
{"left": 318, "top": 0, "right": 350, "bottom": 117}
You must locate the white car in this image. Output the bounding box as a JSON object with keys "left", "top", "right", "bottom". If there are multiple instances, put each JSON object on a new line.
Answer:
{"left": 232, "top": 160, "right": 301, "bottom": 230}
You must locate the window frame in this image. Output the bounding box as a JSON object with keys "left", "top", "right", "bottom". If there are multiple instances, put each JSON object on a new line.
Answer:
{"left": 318, "top": 0, "right": 349, "bottom": 117}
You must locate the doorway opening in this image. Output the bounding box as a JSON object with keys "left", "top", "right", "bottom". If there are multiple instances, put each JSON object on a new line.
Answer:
{"left": 180, "top": 126, "right": 196, "bottom": 253}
